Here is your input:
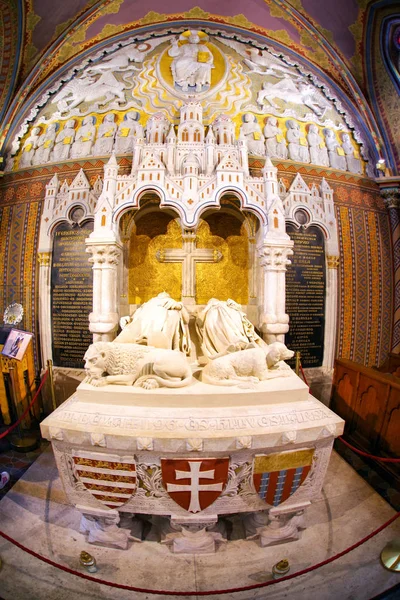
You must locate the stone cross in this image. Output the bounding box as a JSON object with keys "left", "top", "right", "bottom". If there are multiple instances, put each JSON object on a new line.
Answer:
{"left": 156, "top": 231, "right": 222, "bottom": 304}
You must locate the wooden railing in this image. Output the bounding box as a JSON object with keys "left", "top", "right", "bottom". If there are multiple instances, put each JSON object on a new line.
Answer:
{"left": 331, "top": 358, "right": 400, "bottom": 488}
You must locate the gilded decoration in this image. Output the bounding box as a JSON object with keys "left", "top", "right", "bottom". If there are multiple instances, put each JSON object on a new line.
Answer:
{"left": 128, "top": 215, "right": 182, "bottom": 304}
{"left": 37, "top": 252, "right": 51, "bottom": 266}
{"left": 327, "top": 255, "right": 340, "bottom": 269}
{"left": 127, "top": 214, "right": 249, "bottom": 306}
{"left": 196, "top": 219, "right": 249, "bottom": 306}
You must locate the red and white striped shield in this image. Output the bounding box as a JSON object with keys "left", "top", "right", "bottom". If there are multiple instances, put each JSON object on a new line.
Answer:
{"left": 72, "top": 450, "right": 137, "bottom": 509}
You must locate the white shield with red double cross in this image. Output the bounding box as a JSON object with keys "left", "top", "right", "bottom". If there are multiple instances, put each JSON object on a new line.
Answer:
{"left": 161, "top": 458, "right": 229, "bottom": 513}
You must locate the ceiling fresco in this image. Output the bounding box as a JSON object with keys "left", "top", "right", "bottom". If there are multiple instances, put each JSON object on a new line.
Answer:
{"left": 18, "top": 0, "right": 373, "bottom": 94}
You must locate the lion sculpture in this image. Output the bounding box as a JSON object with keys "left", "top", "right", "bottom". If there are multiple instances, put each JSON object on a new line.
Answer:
{"left": 201, "top": 342, "right": 294, "bottom": 387}
{"left": 84, "top": 342, "right": 193, "bottom": 389}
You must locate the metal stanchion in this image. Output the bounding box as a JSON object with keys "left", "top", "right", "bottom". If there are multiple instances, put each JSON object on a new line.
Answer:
{"left": 46, "top": 359, "right": 57, "bottom": 412}
{"left": 9, "top": 366, "right": 38, "bottom": 452}
{"left": 295, "top": 351, "right": 301, "bottom": 376}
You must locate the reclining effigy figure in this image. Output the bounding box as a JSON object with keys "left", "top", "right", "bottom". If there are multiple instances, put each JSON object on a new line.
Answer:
{"left": 116, "top": 292, "right": 191, "bottom": 355}
{"left": 83, "top": 342, "right": 193, "bottom": 389}
{"left": 196, "top": 298, "right": 267, "bottom": 359}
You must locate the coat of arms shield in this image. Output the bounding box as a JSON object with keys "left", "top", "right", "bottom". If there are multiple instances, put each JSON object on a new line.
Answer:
{"left": 161, "top": 457, "right": 229, "bottom": 513}
{"left": 253, "top": 449, "right": 314, "bottom": 507}
{"left": 72, "top": 450, "right": 137, "bottom": 509}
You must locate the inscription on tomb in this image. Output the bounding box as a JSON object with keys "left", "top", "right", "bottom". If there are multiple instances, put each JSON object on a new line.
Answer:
{"left": 56, "top": 407, "right": 332, "bottom": 432}
{"left": 285, "top": 225, "right": 325, "bottom": 368}
{"left": 51, "top": 222, "right": 93, "bottom": 368}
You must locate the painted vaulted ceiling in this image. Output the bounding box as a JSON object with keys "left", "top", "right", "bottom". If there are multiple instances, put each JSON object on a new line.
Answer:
{"left": 0, "top": 0, "right": 399, "bottom": 172}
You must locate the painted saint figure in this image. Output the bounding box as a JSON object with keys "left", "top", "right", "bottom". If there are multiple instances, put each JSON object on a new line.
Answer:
{"left": 93, "top": 113, "right": 117, "bottom": 156}
{"left": 70, "top": 116, "right": 97, "bottom": 159}
{"left": 240, "top": 113, "right": 265, "bottom": 156}
{"left": 263, "top": 117, "right": 288, "bottom": 159}
{"left": 168, "top": 31, "right": 214, "bottom": 93}
{"left": 52, "top": 119, "right": 76, "bottom": 162}
{"left": 114, "top": 111, "right": 144, "bottom": 154}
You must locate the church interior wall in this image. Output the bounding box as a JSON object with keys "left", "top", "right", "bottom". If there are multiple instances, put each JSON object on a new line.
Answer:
{"left": 0, "top": 156, "right": 392, "bottom": 376}
{"left": 0, "top": 15, "right": 396, "bottom": 399}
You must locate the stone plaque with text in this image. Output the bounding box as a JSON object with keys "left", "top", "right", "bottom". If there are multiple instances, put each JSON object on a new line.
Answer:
{"left": 285, "top": 225, "right": 325, "bottom": 368}
{"left": 51, "top": 222, "right": 93, "bottom": 368}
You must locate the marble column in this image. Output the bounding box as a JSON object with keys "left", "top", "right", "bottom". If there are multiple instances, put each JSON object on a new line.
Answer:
{"left": 323, "top": 255, "right": 339, "bottom": 369}
{"left": 382, "top": 188, "right": 400, "bottom": 352}
{"left": 258, "top": 242, "right": 293, "bottom": 343}
{"left": 119, "top": 233, "right": 130, "bottom": 318}
{"left": 38, "top": 252, "right": 52, "bottom": 365}
{"left": 86, "top": 242, "right": 122, "bottom": 342}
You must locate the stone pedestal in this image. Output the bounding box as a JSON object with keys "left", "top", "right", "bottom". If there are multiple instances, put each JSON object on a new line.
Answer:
{"left": 41, "top": 370, "right": 344, "bottom": 553}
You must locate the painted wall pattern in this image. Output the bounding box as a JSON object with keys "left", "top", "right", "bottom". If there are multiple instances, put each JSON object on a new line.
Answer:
{"left": 0, "top": 194, "right": 42, "bottom": 363}
{"left": 336, "top": 204, "right": 392, "bottom": 367}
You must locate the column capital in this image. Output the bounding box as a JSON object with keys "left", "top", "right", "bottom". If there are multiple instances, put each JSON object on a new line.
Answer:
{"left": 37, "top": 252, "right": 51, "bottom": 266}
{"left": 86, "top": 243, "right": 122, "bottom": 266}
{"left": 374, "top": 176, "right": 400, "bottom": 210}
{"left": 327, "top": 255, "right": 340, "bottom": 269}
{"left": 382, "top": 189, "right": 400, "bottom": 210}
{"left": 258, "top": 244, "right": 294, "bottom": 270}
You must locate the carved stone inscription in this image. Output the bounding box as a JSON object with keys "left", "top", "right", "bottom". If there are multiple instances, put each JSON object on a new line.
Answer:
{"left": 56, "top": 406, "right": 332, "bottom": 431}
{"left": 51, "top": 222, "right": 93, "bottom": 368}
{"left": 285, "top": 225, "right": 325, "bottom": 368}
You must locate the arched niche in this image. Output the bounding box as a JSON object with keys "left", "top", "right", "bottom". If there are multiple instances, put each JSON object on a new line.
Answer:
{"left": 118, "top": 194, "right": 261, "bottom": 314}
{"left": 195, "top": 198, "right": 255, "bottom": 307}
